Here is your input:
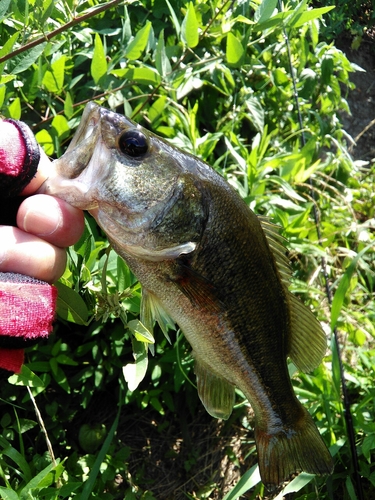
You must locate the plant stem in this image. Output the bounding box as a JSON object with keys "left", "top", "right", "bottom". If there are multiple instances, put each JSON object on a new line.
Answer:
{"left": 0, "top": 0, "right": 126, "bottom": 66}
{"left": 27, "top": 386, "right": 59, "bottom": 485}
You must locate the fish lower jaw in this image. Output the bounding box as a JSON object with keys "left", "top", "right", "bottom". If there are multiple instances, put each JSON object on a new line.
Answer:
{"left": 41, "top": 176, "right": 97, "bottom": 210}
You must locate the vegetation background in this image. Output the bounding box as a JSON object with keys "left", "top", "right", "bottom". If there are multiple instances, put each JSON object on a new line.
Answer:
{"left": 0, "top": 0, "right": 375, "bottom": 498}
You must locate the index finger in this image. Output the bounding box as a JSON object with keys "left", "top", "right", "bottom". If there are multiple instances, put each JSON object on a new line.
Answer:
{"left": 21, "top": 148, "right": 53, "bottom": 196}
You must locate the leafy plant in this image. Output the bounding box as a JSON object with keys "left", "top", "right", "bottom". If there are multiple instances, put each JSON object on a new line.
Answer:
{"left": 1, "top": 0, "right": 374, "bottom": 498}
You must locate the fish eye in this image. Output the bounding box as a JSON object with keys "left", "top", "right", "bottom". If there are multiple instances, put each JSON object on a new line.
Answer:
{"left": 118, "top": 129, "right": 148, "bottom": 157}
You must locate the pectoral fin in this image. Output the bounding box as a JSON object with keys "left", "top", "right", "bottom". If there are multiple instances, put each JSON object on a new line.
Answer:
{"left": 127, "top": 241, "right": 196, "bottom": 261}
{"left": 141, "top": 288, "right": 175, "bottom": 343}
{"left": 287, "top": 291, "right": 327, "bottom": 372}
{"left": 194, "top": 356, "right": 235, "bottom": 420}
{"left": 172, "top": 260, "right": 223, "bottom": 314}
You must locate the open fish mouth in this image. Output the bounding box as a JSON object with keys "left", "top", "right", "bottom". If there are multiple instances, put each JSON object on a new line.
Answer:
{"left": 56, "top": 102, "right": 102, "bottom": 179}
{"left": 37, "top": 103, "right": 110, "bottom": 209}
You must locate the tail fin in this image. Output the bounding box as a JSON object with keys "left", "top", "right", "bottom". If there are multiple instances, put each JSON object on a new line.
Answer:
{"left": 255, "top": 408, "right": 334, "bottom": 489}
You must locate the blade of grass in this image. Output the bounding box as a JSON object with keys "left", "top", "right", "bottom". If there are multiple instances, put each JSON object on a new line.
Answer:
{"left": 79, "top": 392, "right": 122, "bottom": 500}
{"left": 222, "top": 464, "right": 261, "bottom": 499}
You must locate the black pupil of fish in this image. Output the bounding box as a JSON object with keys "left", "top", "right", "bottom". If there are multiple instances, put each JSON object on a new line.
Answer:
{"left": 118, "top": 130, "right": 148, "bottom": 157}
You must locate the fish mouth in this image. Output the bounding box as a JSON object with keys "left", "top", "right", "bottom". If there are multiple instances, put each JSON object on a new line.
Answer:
{"left": 55, "top": 102, "right": 102, "bottom": 179}
{"left": 37, "top": 103, "right": 107, "bottom": 208}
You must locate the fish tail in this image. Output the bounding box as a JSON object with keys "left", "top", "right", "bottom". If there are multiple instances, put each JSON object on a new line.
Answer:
{"left": 255, "top": 408, "right": 334, "bottom": 489}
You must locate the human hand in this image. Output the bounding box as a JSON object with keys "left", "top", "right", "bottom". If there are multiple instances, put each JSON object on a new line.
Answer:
{"left": 0, "top": 124, "right": 85, "bottom": 283}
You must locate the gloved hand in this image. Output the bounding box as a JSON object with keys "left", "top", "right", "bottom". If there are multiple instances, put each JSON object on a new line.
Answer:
{"left": 0, "top": 118, "right": 84, "bottom": 373}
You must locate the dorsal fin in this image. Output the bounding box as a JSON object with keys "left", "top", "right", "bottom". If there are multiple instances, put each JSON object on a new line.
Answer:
{"left": 258, "top": 216, "right": 327, "bottom": 372}
{"left": 258, "top": 216, "right": 292, "bottom": 284}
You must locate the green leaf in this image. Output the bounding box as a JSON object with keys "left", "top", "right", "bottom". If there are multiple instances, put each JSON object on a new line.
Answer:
{"left": 362, "top": 434, "right": 375, "bottom": 462}
{"left": 254, "top": 0, "right": 278, "bottom": 24}
{"left": 165, "top": 0, "right": 181, "bottom": 37}
{"left": 15, "top": 418, "right": 37, "bottom": 434}
{"left": 20, "top": 461, "right": 64, "bottom": 499}
{"left": 226, "top": 32, "right": 244, "bottom": 66}
{"left": 274, "top": 472, "right": 315, "bottom": 499}
{"left": 51, "top": 114, "right": 70, "bottom": 141}
{"left": 267, "top": 176, "right": 306, "bottom": 201}
{"left": 1, "top": 446, "right": 32, "bottom": 483}
{"left": 91, "top": 33, "right": 107, "bottom": 85}
{"left": 35, "top": 129, "right": 54, "bottom": 156}
{"left": 330, "top": 332, "right": 341, "bottom": 397}
{"left": 8, "top": 97, "right": 21, "bottom": 119}
{"left": 245, "top": 96, "right": 264, "bottom": 133}
{"left": 321, "top": 56, "right": 334, "bottom": 85}
{"left": 0, "top": 0, "right": 12, "bottom": 20}
{"left": 64, "top": 91, "right": 74, "bottom": 118}
{"left": 55, "top": 281, "right": 89, "bottom": 325}
{"left": 331, "top": 243, "right": 373, "bottom": 330}
{"left": 116, "top": 256, "right": 131, "bottom": 292}
{"left": 223, "top": 464, "right": 260, "bottom": 499}
{"left": 0, "top": 74, "right": 15, "bottom": 85}
{"left": 155, "top": 30, "right": 171, "bottom": 76}
{"left": 55, "top": 354, "right": 79, "bottom": 366}
{"left": 125, "top": 21, "right": 151, "bottom": 60}
{"left": 123, "top": 338, "right": 148, "bottom": 391}
{"left": 80, "top": 402, "right": 121, "bottom": 500}
{"left": 128, "top": 319, "right": 155, "bottom": 344}
{"left": 10, "top": 42, "right": 47, "bottom": 74}
{"left": 0, "top": 32, "right": 19, "bottom": 74}
{"left": 273, "top": 68, "right": 289, "bottom": 85}
{"left": 149, "top": 95, "right": 168, "bottom": 123}
{"left": 182, "top": 2, "right": 199, "bottom": 48}
{"left": 0, "top": 85, "right": 5, "bottom": 109}
{"left": 42, "top": 55, "right": 66, "bottom": 92}
{"left": 112, "top": 67, "right": 161, "bottom": 86}
{"left": 0, "top": 488, "right": 18, "bottom": 500}
{"left": 51, "top": 364, "right": 71, "bottom": 393}
{"left": 8, "top": 365, "right": 45, "bottom": 388}
{"left": 290, "top": 6, "right": 335, "bottom": 28}
{"left": 345, "top": 476, "right": 357, "bottom": 500}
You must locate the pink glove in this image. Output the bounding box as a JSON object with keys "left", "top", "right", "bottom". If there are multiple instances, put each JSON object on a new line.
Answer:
{"left": 0, "top": 119, "right": 57, "bottom": 373}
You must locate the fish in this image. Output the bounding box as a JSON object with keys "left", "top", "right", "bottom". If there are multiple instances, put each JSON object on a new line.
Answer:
{"left": 40, "top": 102, "right": 334, "bottom": 487}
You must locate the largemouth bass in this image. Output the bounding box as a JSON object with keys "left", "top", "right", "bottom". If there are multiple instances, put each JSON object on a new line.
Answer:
{"left": 41, "top": 102, "right": 334, "bottom": 487}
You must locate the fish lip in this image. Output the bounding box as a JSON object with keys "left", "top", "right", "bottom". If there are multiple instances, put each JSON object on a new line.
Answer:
{"left": 36, "top": 103, "right": 103, "bottom": 201}
{"left": 38, "top": 104, "right": 103, "bottom": 198}
{"left": 66, "top": 102, "right": 101, "bottom": 152}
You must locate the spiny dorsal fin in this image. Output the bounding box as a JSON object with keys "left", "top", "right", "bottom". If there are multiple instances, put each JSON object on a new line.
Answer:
{"left": 141, "top": 289, "right": 175, "bottom": 344}
{"left": 194, "top": 355, "right": 235, "bottom": 420}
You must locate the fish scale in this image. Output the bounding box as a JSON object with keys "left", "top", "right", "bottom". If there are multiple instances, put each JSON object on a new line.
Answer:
{"left": 40, "top": 102, "right": 334, "bottom": 488}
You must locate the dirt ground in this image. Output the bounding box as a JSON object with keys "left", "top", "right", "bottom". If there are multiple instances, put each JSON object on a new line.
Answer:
{"left": 336, "top": 33, "right": 375, "bottom": 163}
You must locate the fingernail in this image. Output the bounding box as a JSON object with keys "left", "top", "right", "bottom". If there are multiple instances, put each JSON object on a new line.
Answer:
{"left": 22, "top": 202, "right": 62, "bottom": 237}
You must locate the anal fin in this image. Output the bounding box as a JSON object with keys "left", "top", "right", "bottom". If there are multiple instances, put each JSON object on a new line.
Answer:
{"left": 194, "top": 355, "right": 235, "bottom": 420}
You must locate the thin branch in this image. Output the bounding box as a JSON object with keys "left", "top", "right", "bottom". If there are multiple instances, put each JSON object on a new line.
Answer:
{"left": 0, "top": 0, "right": 126, "bottom": 65}
{"left": 27, "top": 386, "right": 61, "bottom": 486}
{"left": 353, "top": 116, "right": 375, "bottom": 146}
